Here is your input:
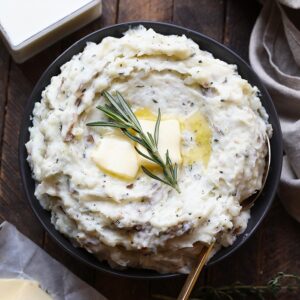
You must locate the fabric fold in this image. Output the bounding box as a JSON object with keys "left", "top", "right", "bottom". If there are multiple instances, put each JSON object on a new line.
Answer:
{"left": 250, "top": 0, "right": 300, "bottom": 222}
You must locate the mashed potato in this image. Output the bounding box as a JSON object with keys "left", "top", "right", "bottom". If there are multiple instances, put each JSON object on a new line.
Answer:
{"left": 26, "top": 26, "right": 271, "bottom": 273}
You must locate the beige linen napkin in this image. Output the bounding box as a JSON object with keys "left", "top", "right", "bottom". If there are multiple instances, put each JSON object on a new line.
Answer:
{"left": 250, "top": 0, "right": 300, "bottom": 222}
{"left": 0, "top": 221, "right": 106, "bottom": 300}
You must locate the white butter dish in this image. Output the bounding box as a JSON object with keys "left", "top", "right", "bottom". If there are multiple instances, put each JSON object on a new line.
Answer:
{"left": 0, "top": 0, "right": 102, "bottom": 63}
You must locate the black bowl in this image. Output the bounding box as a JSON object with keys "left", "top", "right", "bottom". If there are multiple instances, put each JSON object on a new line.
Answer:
{"left": 19, "top": 21, "right": 283, "bottom": 279}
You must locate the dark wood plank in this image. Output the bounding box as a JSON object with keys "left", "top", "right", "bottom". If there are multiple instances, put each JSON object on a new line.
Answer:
{"left": 150, "top": 277, "right": 189, "bottom": 300}
{"left": 0, "top": 62, "right": 44, "bottom": 246}
{"left": 207, "top": 199, "right": 300, "bottom": 293}
{"left": 118, "top": 0, "right": 173, "bottom": 22}
{"left": 18, "top": 42, "right": 62, "bottom": 85}
{"left": 259, "top": 200, "right": 300, "bottom": 276}
{"left": 223, "top": 0, "right": 261, "bottom": 60}
{"left": 0, "top": 40, "right": 10, "bottom": 156}
{"left": 173, "top": 0, "right": 225, "bottom": 42}
{"left": 257, "top": 200, "right": 300, "bottom": 300}
{"left": 61, "top": 0, "right": 119, "bottom": 50}
{"left": 98, "top": 0, "right": 119, "bottom": 26}
{"left": 95, "top": 275, "right": 150, "bottom": 300}
{"left": 0, "top": 40, "right": 10, "bottom": 225}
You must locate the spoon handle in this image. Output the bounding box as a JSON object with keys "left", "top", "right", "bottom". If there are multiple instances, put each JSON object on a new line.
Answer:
{"left": 177, "top": 243, "right": 215, "bottom": 300}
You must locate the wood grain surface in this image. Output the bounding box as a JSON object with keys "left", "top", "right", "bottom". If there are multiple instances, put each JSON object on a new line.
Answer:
{"left": 0, "top": 1, "right": 299, "bottom": 300}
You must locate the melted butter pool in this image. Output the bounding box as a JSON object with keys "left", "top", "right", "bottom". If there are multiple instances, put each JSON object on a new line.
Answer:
{"left": 182, "top": 112, "right": 212, "bottom": 167}
{"left": 134, "top": 108, "right": 156, "bottom": 120}
{"left": 135, "top": 108, "right": 212, "bottom": 167}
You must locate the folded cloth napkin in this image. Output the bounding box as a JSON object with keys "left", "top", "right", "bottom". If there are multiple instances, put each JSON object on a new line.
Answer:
{"left": 0, "top": 221, "right": 106, "bottom": 300}
{"left": 250, "top": 0, "right": 300, "bottom": 222}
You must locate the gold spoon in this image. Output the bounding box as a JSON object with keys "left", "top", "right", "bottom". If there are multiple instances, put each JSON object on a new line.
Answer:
{"left": 177, "top": 243, "right": 215, "bottom": 300}
{"left": 177, "top": 136, "right": 271, "bottom": 300}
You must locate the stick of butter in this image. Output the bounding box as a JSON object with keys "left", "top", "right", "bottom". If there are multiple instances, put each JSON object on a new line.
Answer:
{"left": 0, "top": 279, "right": 52, "bottom": 300}
{"left": 137, "top": 119, "right": 182, "bottom": 168}
{"left": 92, "top": 135, "right": 139, "bottom": 180}
{"left": 0, "top": 0, "right": 102, "bottom": 63}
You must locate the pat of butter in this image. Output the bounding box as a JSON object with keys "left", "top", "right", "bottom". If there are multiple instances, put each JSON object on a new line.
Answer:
{"left": 0, "top": 0, "right": 102, "bottom": 63}
{"left": 137, "top": 119, "right": 182, "bottom": 168}
{"left": 92, "top": 135, "right": 139, "bottom": 180}
{"left": 0, "top": 279, "right": 52, "bottom": 300}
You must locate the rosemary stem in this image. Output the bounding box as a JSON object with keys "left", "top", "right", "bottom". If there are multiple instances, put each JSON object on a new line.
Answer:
{"left": 87, "top": 91, "right": 180, "bottom": 192}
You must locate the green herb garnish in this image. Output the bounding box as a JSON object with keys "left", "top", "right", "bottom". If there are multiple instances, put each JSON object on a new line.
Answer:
{"left": 87, "top": 91, "right": 180, "bottom": 193}
{"left": 154, "top": 272, "right": 300, "bottom": 300}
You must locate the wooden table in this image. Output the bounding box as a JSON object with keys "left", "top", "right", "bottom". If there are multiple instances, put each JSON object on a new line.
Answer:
{"left": 0, "top": 1, "right": 299, "bottom": 299}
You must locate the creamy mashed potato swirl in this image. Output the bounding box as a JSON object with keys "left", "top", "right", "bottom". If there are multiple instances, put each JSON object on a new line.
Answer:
{"left": 26, "top": 26, "right": 271, "bottom": 273}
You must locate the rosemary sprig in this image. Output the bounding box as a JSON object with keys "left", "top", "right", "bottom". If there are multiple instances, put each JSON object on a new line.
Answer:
{"left": 87, "top": 91, "right": 180, "bottom": 192}
{"left": 154, "top": 273, "right": 300, "bottom": 300}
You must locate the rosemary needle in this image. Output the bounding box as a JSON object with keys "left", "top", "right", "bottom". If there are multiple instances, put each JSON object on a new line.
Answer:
{"left": 87, "top": 91, "right": 180, "bottom": 193}
{"left": 154, "top": 272, "right": 300, "bottom": 300}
